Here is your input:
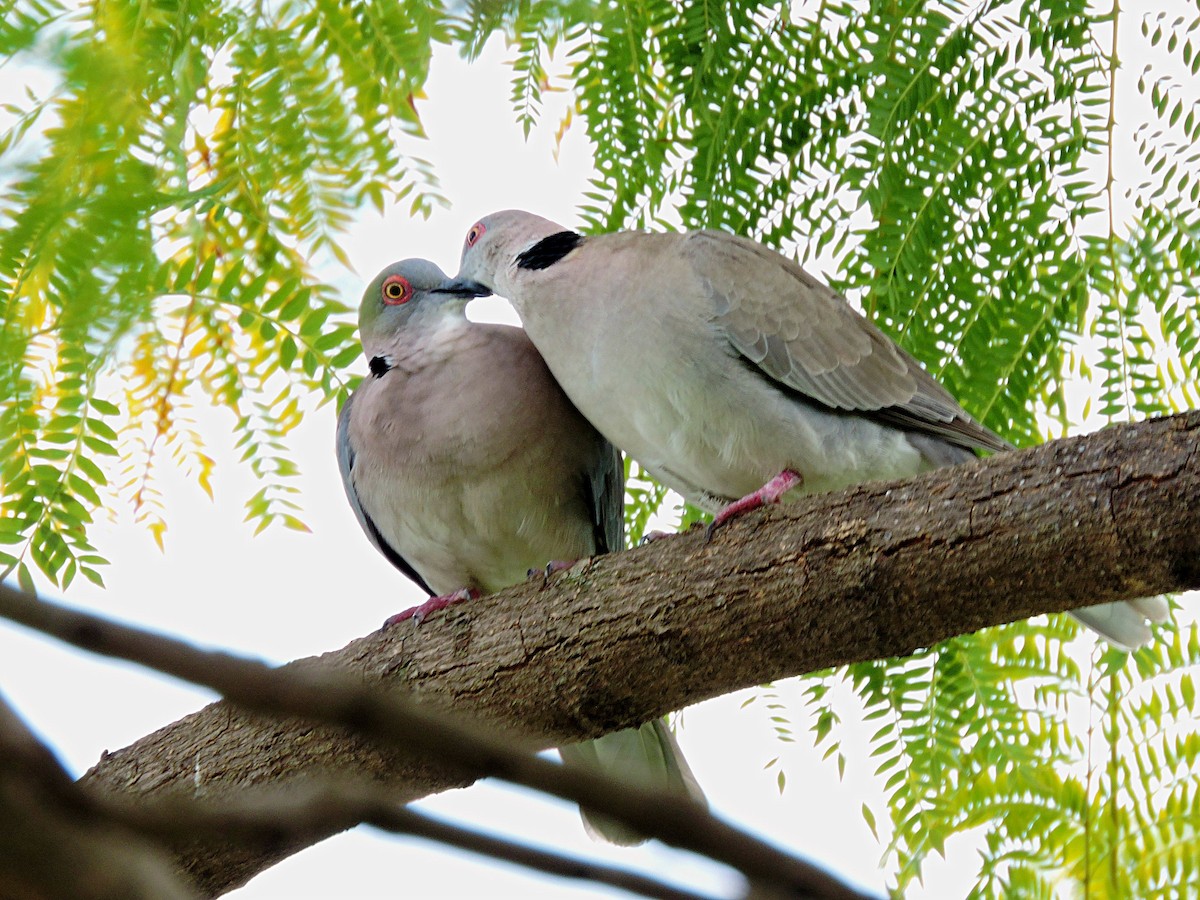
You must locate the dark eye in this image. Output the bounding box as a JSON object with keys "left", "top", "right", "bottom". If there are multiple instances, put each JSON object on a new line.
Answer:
{"left": 381, "top": 275, "right": 412, "bottom": 305}
{"left": 466, "top": 222, "right": 486, "bottom": 248}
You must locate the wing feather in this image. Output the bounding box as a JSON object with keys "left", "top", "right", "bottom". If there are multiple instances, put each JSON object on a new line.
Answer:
{"left": 686, "top": 231, "right": 1010, "bottom": 453}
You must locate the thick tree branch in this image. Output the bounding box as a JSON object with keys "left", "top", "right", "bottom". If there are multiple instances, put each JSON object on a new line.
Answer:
{"left": 67, "top": 412, "right": 1200, "bottom": 893}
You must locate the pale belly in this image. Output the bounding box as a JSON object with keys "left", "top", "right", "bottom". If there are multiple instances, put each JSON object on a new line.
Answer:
{"left": 635, "top": 382, "right": 929, "bottom": 511}
{"left": 356, "top": 462, "right": 593, "bottom": 596}
{"left": 530, "top": 316, "right": 927, "bottom": 512}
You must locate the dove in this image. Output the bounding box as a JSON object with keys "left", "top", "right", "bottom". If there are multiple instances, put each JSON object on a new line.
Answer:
{"left": 439, "top": 211, "right": 1169, "bottom": 649}
{"left": 337, "top": 258, "right": 704, "bottom": 843}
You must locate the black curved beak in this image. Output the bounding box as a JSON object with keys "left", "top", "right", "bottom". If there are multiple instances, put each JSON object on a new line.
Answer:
{"left": 434, "top": 277, "right": 492, "bottom": 298}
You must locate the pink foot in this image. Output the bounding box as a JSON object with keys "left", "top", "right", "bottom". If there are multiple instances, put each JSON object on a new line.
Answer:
{"left": 383, "top": 587, "right": 481, "bottom": 628}
{"left": 706, "top": 469, "right": 804, "bottom": 541}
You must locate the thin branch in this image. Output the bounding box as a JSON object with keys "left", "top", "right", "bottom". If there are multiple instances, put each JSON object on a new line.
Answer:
{"left": 0, "top": 582, "right": 873, "bottom": 900}
{"left": 0, "top": 691, "right": 199, "bottom": 900}
{"left": 92, "top": 781, "right": 718, "bottom": 900}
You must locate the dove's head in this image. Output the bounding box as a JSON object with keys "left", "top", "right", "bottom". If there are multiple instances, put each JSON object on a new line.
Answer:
{"left": 358, "top": 258, "right": 474, "bottom": 351}
{"left": 439, "top": 210, "right": 575, "bottom": 302}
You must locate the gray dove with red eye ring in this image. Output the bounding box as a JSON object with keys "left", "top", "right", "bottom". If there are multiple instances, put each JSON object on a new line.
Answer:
{"left": 336, "top": 258, "right": 705, "bottom": 844}
{"left": 438, "top": 212, "right": 1170, "bottom": 650}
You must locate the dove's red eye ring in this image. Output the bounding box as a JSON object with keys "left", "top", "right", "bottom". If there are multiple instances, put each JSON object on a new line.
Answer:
{"left": 466, "top": 223, "right": 486, "bottom": 248}
{"left": 382, "top": 275, "right": 412, "bottom": 305}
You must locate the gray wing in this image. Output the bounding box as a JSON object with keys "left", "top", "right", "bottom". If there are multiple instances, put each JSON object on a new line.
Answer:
{"left": 587, "top": 442, "right": 625, "bottom": 555}
{"left": 336, "top": 391, "right": 435, "bottom": 595}
{"left": 686, "top": 231, "right": 1011, "bottom": 453}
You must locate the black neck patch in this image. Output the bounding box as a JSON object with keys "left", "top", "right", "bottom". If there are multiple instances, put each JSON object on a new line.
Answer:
{"left": 369, "top": 355, "right": 392, "bottom": 378}
{"left": 516, "top": 231, "right": 584, "bottom": 270}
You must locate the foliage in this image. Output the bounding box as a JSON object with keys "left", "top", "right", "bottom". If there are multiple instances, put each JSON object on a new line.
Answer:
{"left": 509, "top": 0, "right": 1200, "bottom": 895}
{"left": 2, "top": 0, "right": 1198, "bottom": 896}
{"left": 0, "top": 0, "right": 445, "bottom": 587}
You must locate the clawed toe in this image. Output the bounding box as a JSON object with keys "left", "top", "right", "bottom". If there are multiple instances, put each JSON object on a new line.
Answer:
{"left": 707, "top": 470, "right": 804, "bottom": 541}
{"left": 382, "top": 587, "right": 480, "bottom": 629}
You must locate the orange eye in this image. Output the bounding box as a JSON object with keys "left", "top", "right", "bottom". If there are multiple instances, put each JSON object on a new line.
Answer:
{"left": 465, "top": 222, "right": 486, "bottom": 248}
{"left": 382, "top": 275, "right": 412, "bottom": 305}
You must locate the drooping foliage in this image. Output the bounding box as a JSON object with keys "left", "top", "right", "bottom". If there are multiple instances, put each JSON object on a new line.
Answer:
{"left": 1, "top": 0, "right": 1197, "bottom": 894}
{"left": 0, "top": 0, "right": 445, "bottom": 587}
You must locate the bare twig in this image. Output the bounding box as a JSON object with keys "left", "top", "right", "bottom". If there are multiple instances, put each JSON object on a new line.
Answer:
{"left": 92, "top": 781, "right": 718, "bottom": 900}
{"left": 0, "top": 583, "right": 875, "bottom": 900}
{"left": 0, "top": 691, "right": 199, "bottom": 900}
{"left": 6, "top": 690, "right": 708, "bottom": 900}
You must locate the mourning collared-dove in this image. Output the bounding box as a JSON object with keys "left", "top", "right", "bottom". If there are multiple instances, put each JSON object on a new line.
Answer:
{"left": 440, "top": 212, "right": 1170, "bottom": 650}
{"left": 337, "top": 258, "right": 704, "bottom": 843}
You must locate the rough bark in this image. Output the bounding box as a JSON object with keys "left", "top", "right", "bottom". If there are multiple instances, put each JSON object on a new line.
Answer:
{"left": 81, "top": 411, "right": 1200, "bottom": 895}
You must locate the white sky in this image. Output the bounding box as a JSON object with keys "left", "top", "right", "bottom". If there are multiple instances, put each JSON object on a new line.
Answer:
{"left": 1, "top": 15, "right": 1196, "bottom": 900}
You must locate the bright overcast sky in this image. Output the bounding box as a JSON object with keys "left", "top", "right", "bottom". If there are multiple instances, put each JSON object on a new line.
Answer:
{"left": 2, "top": 16, "right": 1196, "bottom": 900}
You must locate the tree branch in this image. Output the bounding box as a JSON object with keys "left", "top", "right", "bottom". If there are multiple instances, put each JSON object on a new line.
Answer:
{"left": 0, "top": 691, "right": 199, "bottom": 900}
{"left": 93, "top": 781, "right": 719, "bottom": 900}
{"left": 0, "top": 583, "right": 861, "bottom": 900}
{"left": 1, "top": 677, "right": 721, "bottom": 900}
{"left": 59, "top": 412, "right": 1200, "bottom": 892}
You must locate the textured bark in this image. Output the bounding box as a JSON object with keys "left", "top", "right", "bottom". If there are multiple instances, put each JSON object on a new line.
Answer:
{"left": 81, "top": 411, "right": 1200, "bottom": 895}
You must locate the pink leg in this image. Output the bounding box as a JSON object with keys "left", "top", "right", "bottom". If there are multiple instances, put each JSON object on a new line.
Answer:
{"left": 706, "top": 469, "right": 804, "bottom": 541}
{"left": 383, "top": 587, "right": 482, "bottom": 628}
